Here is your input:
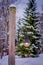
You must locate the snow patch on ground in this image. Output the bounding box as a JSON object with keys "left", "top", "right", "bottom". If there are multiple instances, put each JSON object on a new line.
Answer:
{"left": 0, "top": 54, "right": 43, "bottom": 65}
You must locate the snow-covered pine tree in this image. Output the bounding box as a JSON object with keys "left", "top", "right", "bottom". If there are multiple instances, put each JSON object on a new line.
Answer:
{"left": 16, "top": 0, "right": 41, "bottom": 57}
{"left": 17, "top": 19, "right": 23, "bottom": 44}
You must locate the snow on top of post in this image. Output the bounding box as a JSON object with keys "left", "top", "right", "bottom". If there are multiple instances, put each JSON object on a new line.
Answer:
{"left": 9, "top": 4, "right": 16, "bottom": 8}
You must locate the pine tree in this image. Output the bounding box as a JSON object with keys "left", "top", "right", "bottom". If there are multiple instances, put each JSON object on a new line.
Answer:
{"left": 16, "top": 0, "right": 41, "bottom": 57}
{"left": 17, "top": 19, "right": 23, "bottom": 44}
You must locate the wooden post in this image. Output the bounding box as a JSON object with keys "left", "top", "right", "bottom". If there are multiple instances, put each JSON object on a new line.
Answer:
{"left": 8, "top": 5, "right": 16, "bottom": 65}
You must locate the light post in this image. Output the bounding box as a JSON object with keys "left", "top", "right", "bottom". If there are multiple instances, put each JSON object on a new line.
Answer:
{"left": 23, "top": 32, "right": 30, "bottom": 57}
{"left": 24, "top": 32, "right": 30, "bottom": 47}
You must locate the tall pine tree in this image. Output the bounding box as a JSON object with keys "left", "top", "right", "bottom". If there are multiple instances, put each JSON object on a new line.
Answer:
{"left": 16, "top": 0, "right": 41, "bottom": 57}
{"left": 17, "top": 19, "right": 23, "bottom": 44}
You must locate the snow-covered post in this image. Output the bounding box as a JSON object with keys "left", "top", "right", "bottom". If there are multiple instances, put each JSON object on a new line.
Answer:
{"left": 8, "top": 4, "right": 16, "bottom": 65}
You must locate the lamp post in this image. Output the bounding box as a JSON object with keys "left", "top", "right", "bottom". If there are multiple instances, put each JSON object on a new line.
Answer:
{"left": 24, "top": 32, "right": 30, "bottom": 47}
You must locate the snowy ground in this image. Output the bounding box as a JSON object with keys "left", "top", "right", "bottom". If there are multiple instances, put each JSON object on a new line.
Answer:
{"left": 0, "top": 54, "right": 43, "bottom": 65}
